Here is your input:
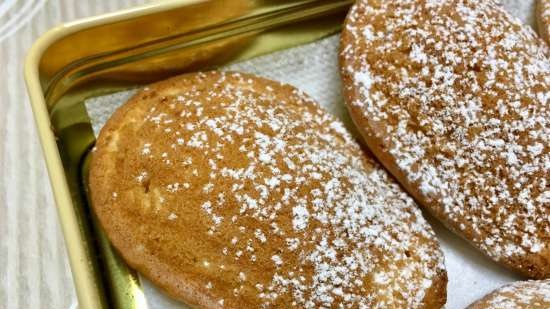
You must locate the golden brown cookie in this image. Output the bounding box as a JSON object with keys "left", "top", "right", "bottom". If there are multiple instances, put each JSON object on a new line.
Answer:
{"left": 340, "top": 0, "right": 550, "bottom": 278}
{"left": 467, "top": 280, "right": 550, "bottom": 309}
{"left": 538, "top": 0, "right": 550, "bottom": 44}
{"left": 90, "top": 71, "right": 447, "bottom": 308}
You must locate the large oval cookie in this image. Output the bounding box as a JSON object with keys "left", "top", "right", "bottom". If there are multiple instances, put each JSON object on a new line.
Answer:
{"left": 467, "top": 280, "right": 550, "bottom": 308}
{"left": 340, "top": 0, "right": 549, "bottom": 278}
{"left": 90, "top": 71, "right": 447, "bottom": 308}
{"left": 538, "top": 0, "right": 550, "bottom": 44}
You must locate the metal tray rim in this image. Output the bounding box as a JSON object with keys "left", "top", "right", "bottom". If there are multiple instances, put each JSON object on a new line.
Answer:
{"left": 24, "top": 1, "right": 203, "bottom": 308}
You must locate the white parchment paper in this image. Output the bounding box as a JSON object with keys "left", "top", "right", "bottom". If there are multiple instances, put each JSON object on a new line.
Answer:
{"left": 85, "top": 2, "right": 536, "bottom": 308}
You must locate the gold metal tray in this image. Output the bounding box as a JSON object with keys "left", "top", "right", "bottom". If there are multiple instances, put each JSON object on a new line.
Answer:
{"left": 24, "top": 1, "right": 352, "bottom": 308}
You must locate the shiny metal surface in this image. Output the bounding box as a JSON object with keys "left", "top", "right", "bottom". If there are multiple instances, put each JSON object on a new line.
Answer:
{"left": 25, "top": 1, "right": 352, "bottom": 308}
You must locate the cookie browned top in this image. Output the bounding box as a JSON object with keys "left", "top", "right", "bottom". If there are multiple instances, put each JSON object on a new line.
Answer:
{"left": 340, "top": 0, "right": 549, "bottom": 278}
{"left": 538, "top": 0, "right": 550, "bottom": 44}
{"left": 467, "top": 280, "right": 550, "bottom": 309}
{"left": 90, "top": 71, "right": 446, "bottom": 308}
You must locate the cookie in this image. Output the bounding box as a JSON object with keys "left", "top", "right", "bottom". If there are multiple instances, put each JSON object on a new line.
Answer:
{"left": 538, "top": 0, "right": 550, "bottom": 44}
{"left": 90, "top": 71, "right": 447, "bottom": 308}
{"left": 340, "top": 0, "right": 549, "bottom": 278}
{"left": 467, "top": 280, "right": 550, "bottom": 308}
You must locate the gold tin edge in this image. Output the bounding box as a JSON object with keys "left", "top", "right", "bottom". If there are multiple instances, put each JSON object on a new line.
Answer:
{"left": 25, "top": 28, "right": 107, "bottom": 309}
{"left": 24, "top": 1, "right": 202, "bottom": 309}
{"left": 25, "top": 1, "right": 351, "bottom": 308}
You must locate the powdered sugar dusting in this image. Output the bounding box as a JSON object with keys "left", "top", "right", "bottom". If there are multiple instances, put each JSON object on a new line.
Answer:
{"left": 341, "top": 0, "right": 549, "bottom": 277}
{"left": 467, "top": 279, "right": 550, "bottom": 308}
{"left": 98, "top": 71, "right": 445, "bottom": 308}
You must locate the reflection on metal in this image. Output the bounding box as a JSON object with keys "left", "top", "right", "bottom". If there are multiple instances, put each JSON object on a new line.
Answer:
{"left": 25, "top": 1, "right": 352, "bottom": 308}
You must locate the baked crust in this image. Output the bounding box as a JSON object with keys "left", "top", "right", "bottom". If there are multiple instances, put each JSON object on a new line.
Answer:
{"left": 90, "top": 71, "right": 447, "bottom": 308}
{"left": 467, "top": 279, "right": 550, "bottom": 308}
{"left": 340, "top": 0, "right": 549, "bottom": 278}
{"left": 538, "top": 0, "right": 550, "bottom": 44}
